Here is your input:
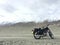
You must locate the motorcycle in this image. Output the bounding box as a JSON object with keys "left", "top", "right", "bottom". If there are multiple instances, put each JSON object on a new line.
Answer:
{"left": 32, "top": 27, "right": 54, "bottom": 39}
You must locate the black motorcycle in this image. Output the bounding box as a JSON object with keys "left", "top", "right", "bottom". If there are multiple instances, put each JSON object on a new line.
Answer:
{"left": 32, "top": 27, "right": 54, "bottom": 39}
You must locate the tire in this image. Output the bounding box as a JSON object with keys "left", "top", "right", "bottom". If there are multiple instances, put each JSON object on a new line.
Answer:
{"left": 48, "top": 30, "right": 54, "bottom": 39}
{"left": 34, "top": 35, "right": 41, "bottom": 39}
{"left": 33, "top": 32, "right": 41, "bottom": 39}
{"left": 49, "top": 34, "right": 54, "bottom": 39}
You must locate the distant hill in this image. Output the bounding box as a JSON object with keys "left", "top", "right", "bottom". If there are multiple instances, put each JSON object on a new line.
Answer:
{"left": 7, "top": 20, "right": 60, "bottom": 28}
{"left": 0, "top": 20, "right": 60, "bottom": 27}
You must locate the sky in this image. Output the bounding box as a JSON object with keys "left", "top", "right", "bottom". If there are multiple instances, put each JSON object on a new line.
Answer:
{"left": 0, "top": 0, "right": 60, "bottom": 23}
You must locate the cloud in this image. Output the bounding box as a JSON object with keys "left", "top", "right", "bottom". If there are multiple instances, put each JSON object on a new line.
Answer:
{"left": 2, "top": 4, "right": 16, "bottom": 13}
{"left": 0, "top": 0, "right": 8, "bottom": 4}
{"left": 0, "top": 0, "right": 60, "bottom": 23}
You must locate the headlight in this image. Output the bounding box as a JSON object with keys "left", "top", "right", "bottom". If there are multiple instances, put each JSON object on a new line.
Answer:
{"left": 32, "top": 31, "right": 33, "bottom": 33}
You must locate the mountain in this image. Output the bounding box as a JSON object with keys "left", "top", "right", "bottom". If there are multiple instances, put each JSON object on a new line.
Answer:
{"left": 0, "top": 20, "right": 60, "bottom": 27}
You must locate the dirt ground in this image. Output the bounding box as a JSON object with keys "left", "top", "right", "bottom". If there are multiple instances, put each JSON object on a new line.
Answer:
{"left": 0, "top": 24, "right": 60, "bottom": 45}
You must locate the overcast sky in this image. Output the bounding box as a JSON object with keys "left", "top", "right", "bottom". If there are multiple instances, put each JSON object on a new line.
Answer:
{"left": 0, "top": 0, "right": 60, "bottom": 23}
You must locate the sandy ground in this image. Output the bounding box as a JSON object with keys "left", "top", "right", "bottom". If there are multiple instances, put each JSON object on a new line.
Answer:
{"left": 0, "top": 24, "right": 60, "bottom": 45}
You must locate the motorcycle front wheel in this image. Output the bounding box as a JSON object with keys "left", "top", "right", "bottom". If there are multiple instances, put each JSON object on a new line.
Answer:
{"left": 33, "top": 32, "right": 41, "bottom": 39}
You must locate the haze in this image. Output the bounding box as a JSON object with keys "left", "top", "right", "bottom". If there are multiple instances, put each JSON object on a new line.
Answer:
{"left": 0, "top": 0, "right": 60, "bottom": 24}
